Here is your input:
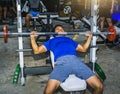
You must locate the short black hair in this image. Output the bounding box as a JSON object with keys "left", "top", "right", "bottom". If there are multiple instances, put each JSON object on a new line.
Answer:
{"left": 52, "top": 24, "right": 64, "bottom": 32}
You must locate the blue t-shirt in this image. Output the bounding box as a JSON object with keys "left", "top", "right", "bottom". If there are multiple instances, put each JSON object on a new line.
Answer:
{"left": 111, "top": 0, "right": 120, "bottom": 21}
{"left": 43, "top": 36, "right": 78, "bottom": 61}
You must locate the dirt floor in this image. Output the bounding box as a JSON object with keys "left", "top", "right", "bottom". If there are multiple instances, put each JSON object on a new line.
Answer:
{"left": 0, "top": 20, "right": 120, "bottom": 94}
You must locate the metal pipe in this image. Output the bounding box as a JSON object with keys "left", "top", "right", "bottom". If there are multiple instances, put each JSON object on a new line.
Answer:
{"left": 16, "top": 49, "right": 32, "bottom": 52}
{"left": 1, "top": 31, "right": 112, "bottom": 36}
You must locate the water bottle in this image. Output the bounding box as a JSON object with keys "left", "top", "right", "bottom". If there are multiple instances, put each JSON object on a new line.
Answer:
{"left": 13, "top": 64, "right": 21, "bottom": 84}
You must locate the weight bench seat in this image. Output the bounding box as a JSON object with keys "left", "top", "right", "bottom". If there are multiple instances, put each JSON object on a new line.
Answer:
{"left": 60, "top": 74, "right": 87, "bottom": 92}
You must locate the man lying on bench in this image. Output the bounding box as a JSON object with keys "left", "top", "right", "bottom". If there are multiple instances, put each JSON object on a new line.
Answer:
{"left": 30, "top": 24, "right": 103, "bottom": 94}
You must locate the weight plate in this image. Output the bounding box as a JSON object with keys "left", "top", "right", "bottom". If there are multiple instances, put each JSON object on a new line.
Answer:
{"left": 63, "top": 6, "right": 71, "bottom": 14}
{"left": 107, "top": 26, "right": 117, "bottom": 41}
{"left": 3, "top": 25, "right": 8, "bottom": 43}
{"left": 95, "top": 63, "right": 106, "bottom": 81}
{"left": 13, "top": 64, "right": 21, "bottom": 84}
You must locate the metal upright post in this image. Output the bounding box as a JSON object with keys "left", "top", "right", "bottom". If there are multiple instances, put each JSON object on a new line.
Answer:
{"left": 21, "top": 1, "right": 28, "bottom": 12}
{"left": 90, "top": 0, "right": 99, "bottom": 72}
{"left": 40, "top": 0, "right": 47, "bottom": 12}
{"left": 16, "top": 0, "right": 25, "bottom": 85}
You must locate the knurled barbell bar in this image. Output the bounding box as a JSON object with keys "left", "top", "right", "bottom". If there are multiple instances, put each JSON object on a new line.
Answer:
{"left": 2, "top": 25, "right": 116, "bottom": 43}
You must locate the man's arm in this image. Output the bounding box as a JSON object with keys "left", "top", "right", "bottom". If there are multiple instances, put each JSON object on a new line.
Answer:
{"left": 30, "top": 31, "right": 47, "bottom": 54}
{"left": 76, "top": 31, "right": 92, "bottom": 52}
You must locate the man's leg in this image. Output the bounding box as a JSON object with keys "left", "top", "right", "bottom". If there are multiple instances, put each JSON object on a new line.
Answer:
{"left": 3, "top": 7, "right": 7, "bottom": 21}
{"left": 25, "top": 14, "right": 32, "bottom": 29}
{"left": 106, "top": 18, "right": 113, "bottom": 26}
{"left": 99, "top": 17, "right": 105, "bottom": 31}
{"left": 25, "top": 14, "right": 32, "bottom": 32}
{"left": 86, "top": 75, "right": 104, "bottom": 94}
{"left": 44, "top": 79, "right": 61, "bottom": 94}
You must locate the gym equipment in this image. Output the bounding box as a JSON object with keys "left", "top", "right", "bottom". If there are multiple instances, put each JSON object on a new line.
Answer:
{"left": 13, "top": 64, "right": 21, "bottom": 84}
{"left": 107, "top": 26, "right": 117, "bottom": 41}
{"left": 85, "top": 62, "right": 106, "bottom": 82}
{"left": 10, "top": 0, "right": 113, "bottom": 87}
{"left": 16, "top": 0, "right": 25, "bottom": 86}
{"left": 2, "top": 25, "right": 116, "bottom": 43}
{"left": 24, "top": 66, "right": 52, "bottom": 76}
{"left": 36, "top": 12, "right": 59, "bottom": 42}
{"left": 60, "top": 74, "right": 86, "bottom": 93}
{"left": 95, "top": 63, "right": 106, "bottom": 81}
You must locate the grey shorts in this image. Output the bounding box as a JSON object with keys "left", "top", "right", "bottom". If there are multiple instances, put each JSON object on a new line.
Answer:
{"left": 49, "top": 55, "right": 95, "bottom": 82}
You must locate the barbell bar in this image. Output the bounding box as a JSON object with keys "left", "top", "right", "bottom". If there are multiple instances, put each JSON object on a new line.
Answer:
{"left": 2, "top": 25, "right": 117, "bottom": 43}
